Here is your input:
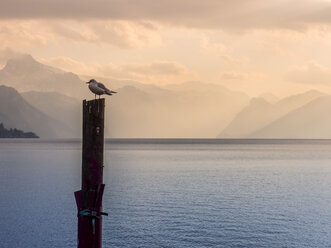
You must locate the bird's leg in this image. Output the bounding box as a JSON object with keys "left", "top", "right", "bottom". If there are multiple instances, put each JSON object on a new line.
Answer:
{"left": 95, "top": 94, "right": 96, "bottom": 100}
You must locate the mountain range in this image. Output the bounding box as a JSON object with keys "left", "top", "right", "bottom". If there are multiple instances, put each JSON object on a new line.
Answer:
{"left": 0, "top": 53, "right": 330, "bottom": 139}
{"left": 0, "top": 54, "right": 88, "bottom": 98}
{"left": 0, "top": 54, "right": 250, "bottom": 138}
{"left": 219, "top": 90, "right": 324, "bottom": 138}
{"left": 250, "top": 95, "right": 331, "bottom": 138}
{"left": 0, "top": 85, "right": 71, "bottom": 138}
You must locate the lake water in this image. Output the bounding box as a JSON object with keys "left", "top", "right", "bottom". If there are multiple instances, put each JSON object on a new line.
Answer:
{"left": 0, "top": 139, "right": 331, "bottom": 247}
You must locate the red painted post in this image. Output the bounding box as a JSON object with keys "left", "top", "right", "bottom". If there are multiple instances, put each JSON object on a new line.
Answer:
{"left": 75, "top": 98, "right": 108, "bottom": 248}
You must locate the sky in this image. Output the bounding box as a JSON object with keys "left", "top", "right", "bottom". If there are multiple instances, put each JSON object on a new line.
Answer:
{"left": 2, "top": 0, "right": 331, "bottom": 96}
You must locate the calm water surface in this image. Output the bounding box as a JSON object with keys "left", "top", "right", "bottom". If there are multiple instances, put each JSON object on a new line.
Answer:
{"left": 0, "top": 139, "right": 331, "bottom": 248}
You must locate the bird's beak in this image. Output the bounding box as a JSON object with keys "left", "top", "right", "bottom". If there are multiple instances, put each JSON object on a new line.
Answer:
{"left": 86, "top": 82, "right": 89, "bottom": 84}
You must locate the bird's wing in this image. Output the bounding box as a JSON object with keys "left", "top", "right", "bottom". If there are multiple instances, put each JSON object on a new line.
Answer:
{"left": 96, "top": 82, "right": 107, "bottom": 90}
{"left": 97, "top": 82, "right": 116, "bottom": 95}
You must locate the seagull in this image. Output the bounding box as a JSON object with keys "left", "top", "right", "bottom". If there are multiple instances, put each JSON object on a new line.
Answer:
{"left": 86, "top": 79, "right": 117, "bottom": 99}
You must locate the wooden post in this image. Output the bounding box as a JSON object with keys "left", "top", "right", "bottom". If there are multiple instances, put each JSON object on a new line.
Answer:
{"left": 75, "top": 98, "right": 108, "bottom": 248}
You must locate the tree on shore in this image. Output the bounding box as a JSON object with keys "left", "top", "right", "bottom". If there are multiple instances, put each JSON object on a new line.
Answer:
{"left": 0, "top": 123, "right": 39, "bottom": 138}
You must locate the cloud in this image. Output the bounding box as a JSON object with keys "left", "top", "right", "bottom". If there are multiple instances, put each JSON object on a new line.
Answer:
{"left": 121, "top": 61, "right": 197, "bottom": 83}
{"left": 200, "top": 36, "right": 225, "bottom": 54}
{"left": 1, "top": 0, "right": 331, "bottom": 30}
{"left": 124, "top": 62, "right": 188, "bottom": 75}
{"left": 0, "top": 48, "right": 26, "bottom": 67}
{"left": 219, "top": 71, "right": 264, "bottom": 81}
{"left": 84, "top": 21, "right": 161, "bottom": 48}
{"left": 286, "top": 61, "right": 331, "bottom": 85}
{"left": 40, "top": 56, "right": 95, "bottom": 75}
{"left": 42, "top": 56, "right": 196, "bottom": 84}
{"left": 220, "top": 55, "right": 249, "bottom": 65}
{"left": 0, "top": 21, "right": 47, "bottom": 50}
{"left": 0, "top": 20, "right": 161, "bottom": 50}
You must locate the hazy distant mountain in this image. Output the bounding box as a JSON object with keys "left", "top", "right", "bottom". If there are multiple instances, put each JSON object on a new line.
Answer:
{"left": 258, "top": 92, "right": 279, "bottom": 104}
{"left": 219, "top": 90, "right": 324, "bottom": 138}
{"left": 107, "top": 82, "right": 249, "bottom": 138}
{"left": 250, "top": 95, "right": 331, "bottom": 138}
{"left": 22, "top": 91, "right": 81, "bottom": 137}
{"left": 0, "top": 85, "right": 71, "bottom": 138}
{"left": 218, "top": 97, "right": 273, "bottom": 138}
{"left": 0, "top": 54, "right": 88, "bottom": 99}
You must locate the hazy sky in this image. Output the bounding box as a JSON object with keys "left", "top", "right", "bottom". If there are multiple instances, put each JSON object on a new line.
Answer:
{"left": 2, "top": 0, "right": 331, "bottom": 96}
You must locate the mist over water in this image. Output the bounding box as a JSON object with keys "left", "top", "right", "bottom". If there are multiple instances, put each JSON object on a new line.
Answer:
{"left": 0, "top": 139, "right": 331, "bottom": 247}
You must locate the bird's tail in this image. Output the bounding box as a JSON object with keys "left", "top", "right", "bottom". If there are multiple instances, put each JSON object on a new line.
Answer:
{"left": 105, "top": 89, "right": 117, "bottom": 95}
